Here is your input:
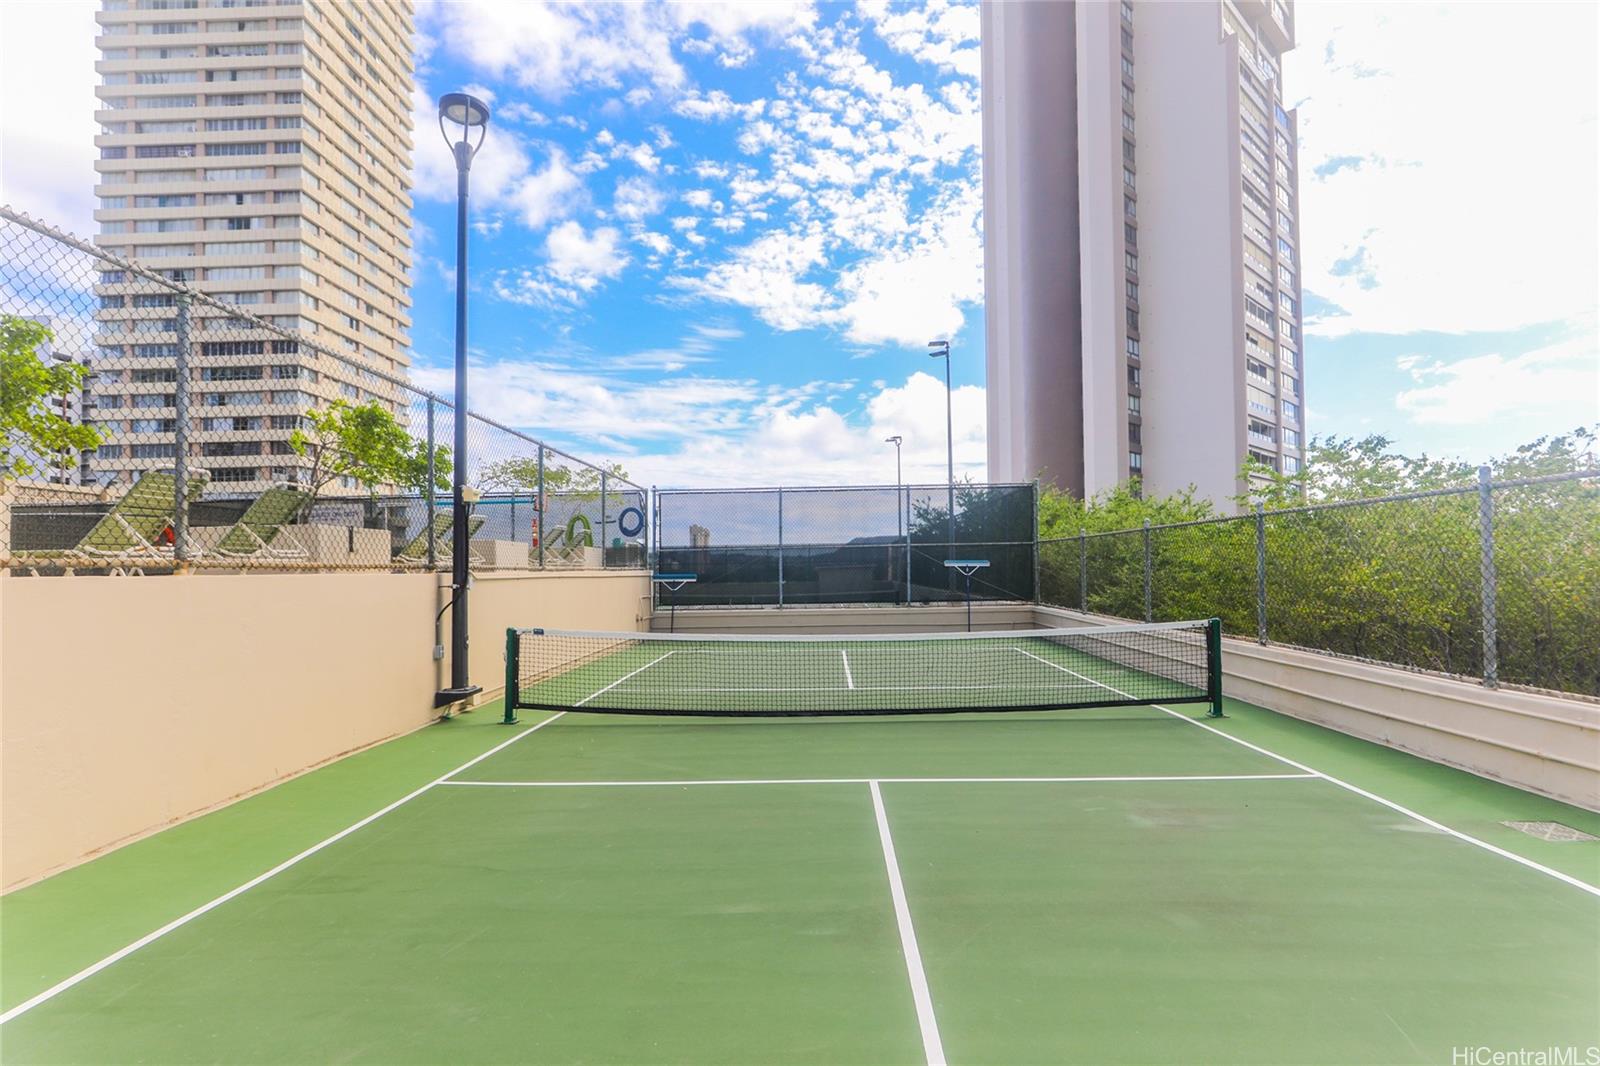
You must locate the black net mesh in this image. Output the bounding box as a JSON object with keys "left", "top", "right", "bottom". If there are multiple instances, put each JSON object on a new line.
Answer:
{"left": 509, "top": 619, "right": 1217, "bottom": 717}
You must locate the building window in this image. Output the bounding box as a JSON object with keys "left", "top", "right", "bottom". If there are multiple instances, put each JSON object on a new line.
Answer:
{"left": 1128, "top": 365, "right": 1140, "bottom": 389}
{"left": 1121, "top": 83, "right": 1133, "bottom": 106}
{"left": 1284, "top": 456, "right": 1300, "bottom": 474}
{"left": 1124, "top": 223, "right": 1137, "bottom": 246}
{"left": 1129, "top": 451, "right": 1142, "bottom": 472}
{"left": 1126, "top": 280, "right": 1139, "bottom": 301}
{"left": 1125, "top": 252, "right": 1138, "bottom": 274}
{"left": 1121, "top": 28, "right": 1133, "bottom": 52}
{"left": 1282, "top": 400, "right": 1300, "bottom": 422}
{"left": 1126, "top": 307, "right": 1139, "bottom": 332}
{"left": 1124, "top": 195, "right": 1136, "bottom": 219}
{"left": 1122, "top": 167, "right": 1136, "bottom": 190}
{"left": 1127, "top": 394, "right": 1140, "bottom": 414}
{"left": 1128, "top": 423, "right": 1142, "bottom": 446}
{"left": 1121, "top": 56, "right": 1134, "bottom": 79}
{"left": 1121, "top": 0, "right": 1133, "bottom": 23}
{"left": 1122, "top": 139, "right": 1136, "bottom": 163}
{"left": 1284, "top": 428, "right": 1301, "bottom": 448}
{"left": 1122, "top": 111, "right": 1135, "bottom": 133}
{"left": 1126, "top": 337, "right": 1140, "bottom": 359}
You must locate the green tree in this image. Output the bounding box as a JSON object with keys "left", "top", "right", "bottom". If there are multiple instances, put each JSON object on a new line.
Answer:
{"left": 0, "top": 315, "right": 103, "bottom": 481}
{"left": 289, "top": 400, "right": 450, "bottom": 515}
{"left": 1035, "top": 427, "right": 1600, "bottom": 695}
{"left": 478, "top": 456, "right": 629, "bottom": 495}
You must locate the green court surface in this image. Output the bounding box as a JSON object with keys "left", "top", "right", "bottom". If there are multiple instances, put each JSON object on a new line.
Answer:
{"left": 2, "top": 653, "right": 1598, "bottom": 1063}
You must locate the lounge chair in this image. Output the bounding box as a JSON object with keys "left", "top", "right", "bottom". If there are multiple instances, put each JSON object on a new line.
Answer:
{"left": 394, "top": 511, "right": 485, "bottom": 565}
{"left": 208, "top": 483, "right": 310, "bottom": 560}
{"left": 17, "top": 467, "right": 209, "bottom": 573}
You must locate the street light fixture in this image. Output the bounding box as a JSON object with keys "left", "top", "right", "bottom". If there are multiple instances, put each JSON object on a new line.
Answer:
{"left": 885, "top": 433, "right": 904, "bottom": 537}
{"left": 434, "top": 91, "right": 490, "bottom": 709}
{"left": 927, "top": 339, "right": 955, "bottom": 543}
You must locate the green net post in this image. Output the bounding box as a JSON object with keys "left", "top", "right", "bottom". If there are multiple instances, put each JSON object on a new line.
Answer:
{"left": 1206, "top": 617, "right": 1225, "bottom": 718}
{"left": 503, "top": 627, "right": 520, "bottom": 725}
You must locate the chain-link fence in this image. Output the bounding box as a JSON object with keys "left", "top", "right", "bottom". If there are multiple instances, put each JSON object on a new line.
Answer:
{"left": 654, "top": 482, "right": 1038, "bottom": 606}
{"left": 1039, "top": 469, "right": 1600, "bottom": 697}
{"left": 1, "top": 207, "right": 645, "bottom": 574}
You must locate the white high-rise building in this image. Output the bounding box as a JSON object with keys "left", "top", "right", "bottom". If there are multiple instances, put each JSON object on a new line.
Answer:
{"left": 90, "top": 0, "right": 416, "bottom": 493}
{"left": 982, "top": 0, "right": 1304, "bottom": 506}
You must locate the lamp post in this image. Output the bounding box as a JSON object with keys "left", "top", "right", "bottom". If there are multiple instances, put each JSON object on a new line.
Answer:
{"left": 434, "top": 91, "right": 490, "bottom": 709}
{"left": 885, "top": 434, "right": 903, "bottom": 538}
{"left": 928, "top": 339, "right": 954, "bottom": 543}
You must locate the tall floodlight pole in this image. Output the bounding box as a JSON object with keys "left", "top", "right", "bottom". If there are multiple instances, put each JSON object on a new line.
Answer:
{"left": 928, "top": 339, "right": 954, "bottom": 543}
{"left": 435, "top": 92, "right": 490, "bottom": 708}
{"left": 885, "top": 434, "right": 903, "bottom": 537}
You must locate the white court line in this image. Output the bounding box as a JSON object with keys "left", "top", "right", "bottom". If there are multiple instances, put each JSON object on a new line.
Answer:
{"left": 1012, "top": 647, "right": 1600, "bottom": 898}
{"left": 0, "top": 712, "right": 569, "bottom": 1027}
{"left": 575, "top": 651, "right": 676, "bottom": 705}
{"left": 841, "top": 649, "right": 855, "bottom": 690}
{"left": 440, "top": 773, "right": 1318, "bottom": 788}
{"left": 668, "top": 682, "right": 1100, "bottom": 693}
{"left": 870, "top": 780, "right": 946, "bottom": 1066}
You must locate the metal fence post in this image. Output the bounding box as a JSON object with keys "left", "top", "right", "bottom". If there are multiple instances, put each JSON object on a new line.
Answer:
{"left": 1142, "top": 519, "right": 1152, "bottom": 622}
{"left": 600, "top": 470, "right": 608, "bottom": 570}
{"left": 172, "top": 291, "right": 191, "bottom": 567}
{"left": 1478, "top": 465, "right": 1498, "bottom": 688}
{"left": 904, "top": 485, "right": 913, "bottom": 604}
{"left": 1255, "top": 502, "right": 1267, "bottom": 644}
{"left": 425, "top": 397, "right": 437, "bottom": 572}
{"left": 776, "top": 486, "right": 785, "bottom": 607}
{"left": 1078, "top": 527, "right": 1087, "bottom": 611}
{"left": 1031, "top": 479, "right": 1041, "bottom": 603}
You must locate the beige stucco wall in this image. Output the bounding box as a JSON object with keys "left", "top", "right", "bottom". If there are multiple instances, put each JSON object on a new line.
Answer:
{"left": 0, "top": 569, "right": 648, "bottom": 889}
{"left": 1032, "top": 605, "right": 1600, "bottom": 811}
{"left": 455, "top": 571, "right": 653, "bottom": 700}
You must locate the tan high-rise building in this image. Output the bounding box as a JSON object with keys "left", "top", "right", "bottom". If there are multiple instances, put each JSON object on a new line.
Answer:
{"left": 982, "top": 0, "right": 1304, "bottom": 507}
{"left": 89, "top": 0, "right": 415, "bottom": 493}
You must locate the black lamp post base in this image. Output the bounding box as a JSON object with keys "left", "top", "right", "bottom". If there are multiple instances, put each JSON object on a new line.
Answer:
{"left": 434, "top": 684, "right": 483, "bottom": 709}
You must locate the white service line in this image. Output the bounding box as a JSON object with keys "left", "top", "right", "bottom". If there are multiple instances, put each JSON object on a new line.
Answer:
{"left": 575, "top": 651, "right": 676, "bottom": 706}
{"left": 440, "top": 773, "right": 1318, "bottom": 788}
{"left": 841, "top": 649, "right": 855, "bottom": 690}
{"left": 869, "top": 780, "right": 946, "bottom": 1066}
{"left": 1011, "top": 647, "right": 1600, "bottom": 898}
{"left": 0, "top": 712, "right": 568, "bottom": 1027}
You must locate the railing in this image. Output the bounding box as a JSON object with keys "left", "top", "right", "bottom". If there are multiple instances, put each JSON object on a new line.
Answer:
{"left": 1, "top": 205, "right": 645, "bottom": 574}
{"left": 1039, "top": 469, "right": 1600, "bottom": 698}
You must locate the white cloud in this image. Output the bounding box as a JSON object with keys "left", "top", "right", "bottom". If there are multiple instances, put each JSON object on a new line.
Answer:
{"left": 507, "top": 149, "right": 585, "bottom": 228}
{"left": 1288, "top": 2, "right": 1599, "bottom": 337}
{"left": 614, "top": 176, "right": 666, "bottom": 222}
{"left": 858, "top": 0, "right": 981, "bottom": 78}
{"left": 1394, "top": 331, "right": 1600, "bottom": 428}
{"left": 416, "top": 358, "right": 986, "bottom": 488}
{"left": 545, "top": 221, "right": 628, "bottom": 290}
{"left": 423, "top": 1, "right": 687, "bottom": 97}
{"left": 0, "top": 0, "right": 100, "bottom": 235}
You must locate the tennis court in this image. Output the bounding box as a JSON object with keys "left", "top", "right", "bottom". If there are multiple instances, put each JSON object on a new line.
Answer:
{"left": 2, "top": 622, "right": 1597, "bottom": 1064}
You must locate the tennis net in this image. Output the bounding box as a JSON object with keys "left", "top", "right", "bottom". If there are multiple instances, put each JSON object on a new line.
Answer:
{"left": 503, "top": 618, "right": 1222, "bottom": 719}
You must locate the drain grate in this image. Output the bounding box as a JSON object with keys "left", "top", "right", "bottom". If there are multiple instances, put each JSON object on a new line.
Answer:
{"left": 1501, "top": 821, "right": 1599, "bottom": 842}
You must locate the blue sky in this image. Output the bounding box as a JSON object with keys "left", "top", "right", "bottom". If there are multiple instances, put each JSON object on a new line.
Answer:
{"left": 1, "top": 1, "right": 1596, "bottom": 488}
{"left": 403, "top": 0, "right": 988, "bottom": 488}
